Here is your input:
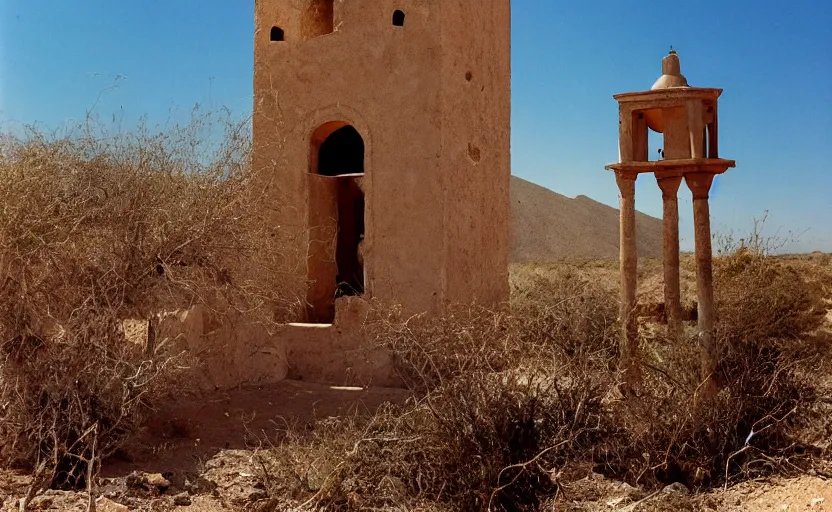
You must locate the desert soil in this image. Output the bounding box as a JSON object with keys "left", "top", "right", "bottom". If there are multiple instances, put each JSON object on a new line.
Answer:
{"left": 3, "top": 255, "right": 830, "bottom": 511}
{"left": 1, "top": 378, "right": 829, "bottom": 511}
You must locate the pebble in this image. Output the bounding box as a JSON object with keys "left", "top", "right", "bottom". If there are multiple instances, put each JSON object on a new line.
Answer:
{"left": 173, "top": 492, "right": 192, "bottom": 506}
{"left": 661, "top": 482, "right": 690, "bottom": 495}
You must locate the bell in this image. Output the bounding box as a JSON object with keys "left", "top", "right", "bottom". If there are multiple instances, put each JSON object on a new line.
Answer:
{"left": 644, "top": 48, "right": 689, "bottom": 133}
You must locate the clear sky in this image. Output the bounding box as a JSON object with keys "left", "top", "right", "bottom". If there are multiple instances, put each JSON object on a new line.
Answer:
{"left": 1, "top": 0, "right": 830, "bottom": 252}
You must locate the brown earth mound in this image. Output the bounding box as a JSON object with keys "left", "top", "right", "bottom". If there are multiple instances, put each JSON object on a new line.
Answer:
{"left": 510, "top": 175, "right": 663, "bottom": 262}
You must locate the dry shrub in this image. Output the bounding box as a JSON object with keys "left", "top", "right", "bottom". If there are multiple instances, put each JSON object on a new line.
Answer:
{"left": 363, "top": 268, "right": 619, "bottom": 394}
{"left": 0, "top": 108, "right": 295, "bottom": 488}
{"left": 419, "top": 370, "right": 617, "bottom": 511}
{"left": 259, "top": 235, "right": 830, "bottom": 510}
{"left": 715, "top": 250, "right": 827, "bottom": 343}
{"left": 609, "top": 339, "right": 821, "bottom": 490}
{"left": 256, "top": 403, "right": 443, "bottom": 511}
{"left": 609, "top": 224, "right": 832, "bottom": 490}
{"left": 510, "top": 266, "right": 619, "bottom": 371}
{"left": 258, "top": 364, "right": 618, "bottom": 512}
{"left": 363, "top": 302, "right": 520, "bottom": 392}
{"left": 252, "top": 271, "right": 623, "bottom": 511}
{"left": 0, "top": 315, "right": 184, "bottom": 489}
{"left": 713, "top": 210, "right": 825, "bottom": 342}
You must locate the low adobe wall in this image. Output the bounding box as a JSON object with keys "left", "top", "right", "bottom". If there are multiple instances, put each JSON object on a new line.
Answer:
{"left": 123, "top": 296, "right": 402, "bottom": 394}
{"left": 281, "top": 296, "right": 401, "bottom": 388}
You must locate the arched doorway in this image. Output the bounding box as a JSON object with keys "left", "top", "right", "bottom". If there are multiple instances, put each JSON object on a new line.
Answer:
{"left": 306, "top": 122, "right": 366, "bottom": 323}
{"left": 318, "top": 125, "right": 364, "bottom": 176}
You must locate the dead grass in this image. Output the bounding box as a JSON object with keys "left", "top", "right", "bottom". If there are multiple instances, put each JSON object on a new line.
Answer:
{"left": 251, "top": 235, "right": 831, "bottom": 511}
{"left": 0, "top": 109, "right": 298, "bottom": 492}
{"left": 0, "top": 116, "right": 829, "bottom": 511}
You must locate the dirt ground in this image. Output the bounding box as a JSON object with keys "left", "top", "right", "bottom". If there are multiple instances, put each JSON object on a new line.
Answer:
{"left": 1, "top": 379, "right": 830, "bottom": 512}
{"left": 1, "top": 378, "right": 829, "bottom": 511}
{"left": 1, "top": 380, "right": 411, "bottom": 511}
{"left": 2, "top": 254, "right": 831, "bottom": 511}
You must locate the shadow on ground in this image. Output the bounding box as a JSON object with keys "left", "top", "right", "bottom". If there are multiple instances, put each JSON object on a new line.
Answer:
{"left": 101, "top": 380, "right": 410, "bottom": 478}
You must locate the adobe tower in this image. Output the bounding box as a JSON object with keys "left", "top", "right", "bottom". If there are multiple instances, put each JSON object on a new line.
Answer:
{"left": 252, "top": 1, "right": 511, "bottom": 323}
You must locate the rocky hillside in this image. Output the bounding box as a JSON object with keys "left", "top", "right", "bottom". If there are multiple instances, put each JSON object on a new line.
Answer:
{"left": 510, "top": 176, "right": 663, "bottom": 262}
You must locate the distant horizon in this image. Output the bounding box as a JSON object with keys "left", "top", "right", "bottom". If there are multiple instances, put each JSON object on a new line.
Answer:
{"left": 508, "top": 174, "right": 818, "bottom": 256}
{"left": 1, "top": 0, "right": 830, "bottom": 252}
{"left": 1, "top": 97, "right": 823, "bottom": 256}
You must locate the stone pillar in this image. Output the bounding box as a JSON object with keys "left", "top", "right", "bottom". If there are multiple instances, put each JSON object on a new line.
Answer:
{"left": 615, "top": 171, "right": 639, "bottom": 386}
{"left": 685, "top": 173, "right": 719, "bottom": 401}
{"left": 656, "top": 175, "right": 683, "bottom": 338}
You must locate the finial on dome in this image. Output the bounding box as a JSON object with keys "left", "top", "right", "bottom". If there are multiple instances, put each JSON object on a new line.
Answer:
{"left": 651, "top": 47, "right": 688, "bottom": 90}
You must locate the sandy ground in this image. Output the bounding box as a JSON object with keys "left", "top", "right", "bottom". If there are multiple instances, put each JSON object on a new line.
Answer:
{"left": 715, "top": 476, "right": 832, "bottom": 511}
{"left": 2, "top": 255, "right": 830, "bottom": 511}
{"left": 1, "top": 378, "right": 829, "bottom": 511}
{"left": 1, "top": 380, "right": 411, "bottom": 511}
{"left": 0, "top": 381, "right": 832, "bottom": 512}
{"left": 0, "top": 372, "right": 832, "bottom": 512}
{"left": 107, "top": 380, "right": 411, "bottom": 476}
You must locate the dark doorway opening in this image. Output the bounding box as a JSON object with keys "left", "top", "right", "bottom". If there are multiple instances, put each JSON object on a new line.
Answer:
{"left": 306, "top": 122, "right": 366, "bottom": 323}
{"left": 318, "top": 125, "right": 365, "bottom": 176}
{"left": 393, "top": 10, "right": 405, "bottom": 27}
{"left": 333, "top": 180, "right": 364, "bottom": 298}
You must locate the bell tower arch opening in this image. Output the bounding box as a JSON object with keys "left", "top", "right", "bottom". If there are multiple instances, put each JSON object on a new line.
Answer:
{"left": 306, "top": 122, "right": 366, "bottom": 323}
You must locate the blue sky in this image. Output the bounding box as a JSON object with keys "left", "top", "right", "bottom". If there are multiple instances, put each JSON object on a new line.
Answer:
{"left": 1, "top": 0, "right": 831, "bottom": 252}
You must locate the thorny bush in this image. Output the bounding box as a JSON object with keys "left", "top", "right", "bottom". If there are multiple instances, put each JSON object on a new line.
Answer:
{"left": 608, "top": 229, "right": 831, "bottom": 490}
{"left": 257, "top": 366, "right": 621, "bottom": 512}
{"left": 254, "top": 248, "right": 830, "bottom": 510}
{"left": 363, "top": 268, "right": 619, "bottom": 394}
{"left": 0, "top": 109, "right": 297, "bottom": 488}
{"left": 254, "top": 272, "right": 626, "bottom": 511}
{"left": 0, "top": 110, "right": 828, "bottom": 510}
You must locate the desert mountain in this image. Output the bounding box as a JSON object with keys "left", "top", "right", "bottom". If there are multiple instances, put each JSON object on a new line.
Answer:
{"left": 510, "top": 176, "right": 662, "bottom": 262}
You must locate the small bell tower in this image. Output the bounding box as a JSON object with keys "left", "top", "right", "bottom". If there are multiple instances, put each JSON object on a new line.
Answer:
{"left": 605, "top": 49, "right": 735, "bottom": 395}
{"left": 612, "top": 48, "right": 730, "bottom": 164}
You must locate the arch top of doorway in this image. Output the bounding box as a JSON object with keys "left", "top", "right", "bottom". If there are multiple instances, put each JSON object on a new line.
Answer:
{"left": 315, "top": 124, "right": 365, "bottom": 177}
{"left": 304, "top": 104, "right": 373, "bottom": 176}
{"left": 310, "top": 120, "right": 353, "bottom": 147}
{"left": 302, "top": 104, "right": 373, "bottom": 151}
